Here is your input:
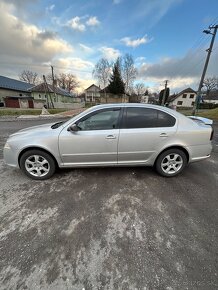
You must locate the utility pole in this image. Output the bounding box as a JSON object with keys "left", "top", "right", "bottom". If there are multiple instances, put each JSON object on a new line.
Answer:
{"left": 51, "top": 65, "right": 55, "bottom": 86}
{"left": 43, "top": 75, "right": 54, "bottom": 109}
{"left": 51, "top": 65, "right": 56, "bottom": 108}
{"left": 161, "top": 80, "right": 168, "bottom": 105}
{"left": 192, "top": 25, "right": 218, "bottom": 115}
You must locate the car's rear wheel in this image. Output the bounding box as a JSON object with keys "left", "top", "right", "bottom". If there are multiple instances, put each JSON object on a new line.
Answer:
{"left": 20, "top": 150, "right": 56, "bottom": 180}
{"left": 155, "top": 149, "right": 187, "bottom": 177}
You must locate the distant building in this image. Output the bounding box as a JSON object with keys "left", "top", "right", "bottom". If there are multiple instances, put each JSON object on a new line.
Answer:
{"left": 29, "top": 83, "right": 76, "bottom": 108}
{"left": 203, "top": 90, "right": 218, "bottom": 104}
{"left": 168, "top": 88, "right": 197, "bottom": 108}
{"left": 0, "top": 75, "right": 33, "bottom": 107}
{"left": 84, "top": 84, "right": 129, "bottom": 104}
{"left": 84, "top": 84, "right": 101, "bottom": 103}
{"left": 0, "top": 75, "right": 83, "bottom": 109}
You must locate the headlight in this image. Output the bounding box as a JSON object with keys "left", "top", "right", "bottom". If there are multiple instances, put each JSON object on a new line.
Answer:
{"left": 4, "top": 142, "right": 11, "bottom": 149}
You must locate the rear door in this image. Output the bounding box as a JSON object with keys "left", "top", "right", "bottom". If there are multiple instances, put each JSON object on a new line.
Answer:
{"left": 118, "top": 107, "right": 177, "bottom": 164}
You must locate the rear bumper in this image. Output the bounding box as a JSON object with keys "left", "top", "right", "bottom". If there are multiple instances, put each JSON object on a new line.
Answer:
{"left": 187, "top": 143, "right": 212, "bottom": 163}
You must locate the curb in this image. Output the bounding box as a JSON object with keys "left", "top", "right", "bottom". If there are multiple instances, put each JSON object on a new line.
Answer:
{"left": 0, "top": 115, "right": 69, "bottom": 122}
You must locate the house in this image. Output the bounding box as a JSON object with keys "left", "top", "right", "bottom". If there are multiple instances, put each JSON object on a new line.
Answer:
{"left": 84, "top": 84, "right": 101, "bottom": 103}
{"left": 84, "top": 84, "right": 129, "bottom": 104}
{"left": 0, "top": 75, "right": 33, "bottom": 107}
{"left": 203, "top": 90, "right": 218, "bottom": 104}
{"left": 140, "top": 95, "right": 149, "bottom": 103}
{"left": 168, "top": 88, "right": 197, "bottom": 108}
{"left": 29, "top": 83, "right": 83, "bottom": 109}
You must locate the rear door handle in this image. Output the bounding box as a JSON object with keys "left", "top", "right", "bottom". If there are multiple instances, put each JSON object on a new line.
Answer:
{"left": 106, "top": 135, "right": 116, "bottom": 139}
{"left": 160, "top": 133, "right": 168, "bottom": 137}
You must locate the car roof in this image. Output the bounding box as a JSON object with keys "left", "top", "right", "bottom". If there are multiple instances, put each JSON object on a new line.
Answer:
{"left": 89, "top": 103, "right": 181, "bottom": 117}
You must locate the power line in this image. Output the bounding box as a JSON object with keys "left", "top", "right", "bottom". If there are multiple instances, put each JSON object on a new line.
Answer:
{"left": 0, "top": 61, "right": 93, "bottom": 74}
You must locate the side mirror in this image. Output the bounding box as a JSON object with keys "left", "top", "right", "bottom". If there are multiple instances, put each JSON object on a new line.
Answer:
{"left": 67, "top": 124, "right": 79, "bottom": 132}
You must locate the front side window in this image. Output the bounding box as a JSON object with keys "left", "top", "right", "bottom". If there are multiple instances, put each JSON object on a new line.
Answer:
{"left": 77, "top": 109, "right": 120, "bottom": 130}
{"left": 124, "top": 107, "right": 175, "bottom": 128}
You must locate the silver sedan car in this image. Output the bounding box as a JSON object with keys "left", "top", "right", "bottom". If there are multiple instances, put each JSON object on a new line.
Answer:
{"left": 3, "top": 103, "right": 213, "bottom": 180}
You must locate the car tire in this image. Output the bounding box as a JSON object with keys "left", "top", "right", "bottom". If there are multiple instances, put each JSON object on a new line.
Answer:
{"left": 155, "top": 148, "right": 187, "bottom": 177}
{"left": 20, "top": 149, "right": 56, "bottom": 180}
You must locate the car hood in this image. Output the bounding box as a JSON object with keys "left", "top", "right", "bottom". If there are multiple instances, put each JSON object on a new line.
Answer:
{"left": 9, "top": 123, "right": 56, "bottom": 138}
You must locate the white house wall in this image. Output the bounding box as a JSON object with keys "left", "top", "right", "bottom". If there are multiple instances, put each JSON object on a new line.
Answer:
{"left": 204, "top": 99, "right": 218, "bottom": 104}
{"left": 170, "top": 92, "right": 196, "bottom": 107}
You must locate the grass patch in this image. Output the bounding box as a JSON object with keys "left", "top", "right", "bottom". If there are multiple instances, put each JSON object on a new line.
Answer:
{"left": 0, "top": 108, "right": 69, "bottom": 116}
{"left": 196, "top": 107, "right": 218, "bottom": 120}
{"left": 178, "top": 108, "right": 218, "bottom": 120}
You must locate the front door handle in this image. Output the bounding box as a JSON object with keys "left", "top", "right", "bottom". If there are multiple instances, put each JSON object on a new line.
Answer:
{"left": 106, "top": 135, "right": 116, "bottom": 139}
{"left": 160, "top": 133, "right": 168, "bottom": 137}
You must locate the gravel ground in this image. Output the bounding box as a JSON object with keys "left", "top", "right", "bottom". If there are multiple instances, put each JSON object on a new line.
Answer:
{"left": 0, "top": 119, "right": 217, "bottom": 290}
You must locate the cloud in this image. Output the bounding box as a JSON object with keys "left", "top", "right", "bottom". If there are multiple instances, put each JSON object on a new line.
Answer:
{"left": 46, "top": 4, "right": 55, "bottom": 12}
{"left": 137, "top": 48, "right": 218, "bottom": 92}
{"left": 86, "top": 16, "right": 100, "bottom": 27}
{"left": 121, "top": 36, "right": 151, "bottom": 47}
{"left": 79, "top": 44, "right": 93, "bottom": 53}
{"left": 53, "top": 57, "right": 94, "bottom": 71}
{"left": 67, "top": 16, "right": 86, "bottom": 32}
{"left": 99, "top": 47, "right": 121, "bottom": 61}
{"left": 0, "top": 1, "right": 72, "bottom": 65}
{"left": 130, "top": 0, "right": 183, "bottom": 29}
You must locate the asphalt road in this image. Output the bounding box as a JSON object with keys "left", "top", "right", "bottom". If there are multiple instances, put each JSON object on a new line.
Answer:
{"left": 0, "top": 119, "right": 218, "bottom": 290}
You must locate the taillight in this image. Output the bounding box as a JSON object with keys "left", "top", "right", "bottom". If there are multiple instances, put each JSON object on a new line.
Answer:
{"left": 210, "top": 127, "right": 214, "bottom": 140}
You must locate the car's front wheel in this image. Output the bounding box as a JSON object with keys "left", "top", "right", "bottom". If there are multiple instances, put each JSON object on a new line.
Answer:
{"left": 155, "top": 148, "right": 187, "bottom": 177}
{"left": 20, "top": 149, "right": 56, "bottom": 180}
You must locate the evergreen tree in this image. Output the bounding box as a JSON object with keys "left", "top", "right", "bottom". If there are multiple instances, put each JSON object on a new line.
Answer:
{"left": 108, "top": 58, "right": 125, "bottom": 95}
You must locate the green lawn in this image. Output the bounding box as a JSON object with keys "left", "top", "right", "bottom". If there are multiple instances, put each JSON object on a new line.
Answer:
{"left": 178, "top": 108, "right": 218, "bottom": 120}
{"left": 196, "top": 107, "right": 218, "bottom": 120}
{"left": 0, "top": 108, "right": 69, "bottom": 116}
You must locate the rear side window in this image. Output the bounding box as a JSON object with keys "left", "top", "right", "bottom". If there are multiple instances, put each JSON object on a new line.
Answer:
{"left": 124, "top": 107, "right": 176, "bottom": 128}
{"left": 157, "top": 110, "right": 176, "bottom": 127}
{"left": 125, "top": 108, "right": 158, "bottom": 128}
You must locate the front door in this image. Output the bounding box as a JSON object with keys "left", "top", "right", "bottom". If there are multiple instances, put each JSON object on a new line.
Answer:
{"left": 59, "top": 108, "right": 122, "bottom": 166}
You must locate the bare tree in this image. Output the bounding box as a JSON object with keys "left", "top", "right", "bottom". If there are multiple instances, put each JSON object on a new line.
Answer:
{"left": 134, "top": 82, "right": 146, "bottom": 96}
{"left": 45, "top": 74, "right": 57, "bottom": 85}
{"left": 122, "top": 54, "right": 137, "bottom": 94}
{"left": 57, "top": 73, "right": 79, "bottom": 92}
{"left": 203, "top": 76, "right": 218, "bottom": 98}
{"left": 19, "top": 70, "right": 39, "bottom": 85}
{"left": 93, "top": 58, "right": 111, "bottom": 101}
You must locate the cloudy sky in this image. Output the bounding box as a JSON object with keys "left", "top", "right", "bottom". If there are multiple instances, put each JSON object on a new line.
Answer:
{"left": 0, "top": 0, "right": 218, "bottom": 93}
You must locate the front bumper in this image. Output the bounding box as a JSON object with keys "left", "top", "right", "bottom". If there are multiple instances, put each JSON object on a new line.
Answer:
{"left": 3, "top": 145, "right": 19, "bottom": 168}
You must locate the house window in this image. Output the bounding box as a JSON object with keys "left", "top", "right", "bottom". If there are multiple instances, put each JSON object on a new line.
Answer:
{"left": 177, "top": 101, "right": 183, "bottom": 105}
{"left": 190, "top": 94, "right": 195, "bottom": 98}
{"left": 191, "top": 101, "right": 195, "bottom": 106}
{"left": 19, "top": 94, "right": 22, "bottom": 96}
{"left": 39, "top": 94, "right": 41, "bottom": 99}
{"left": 182, "top": 94, "right": 187, "bottom": 98}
